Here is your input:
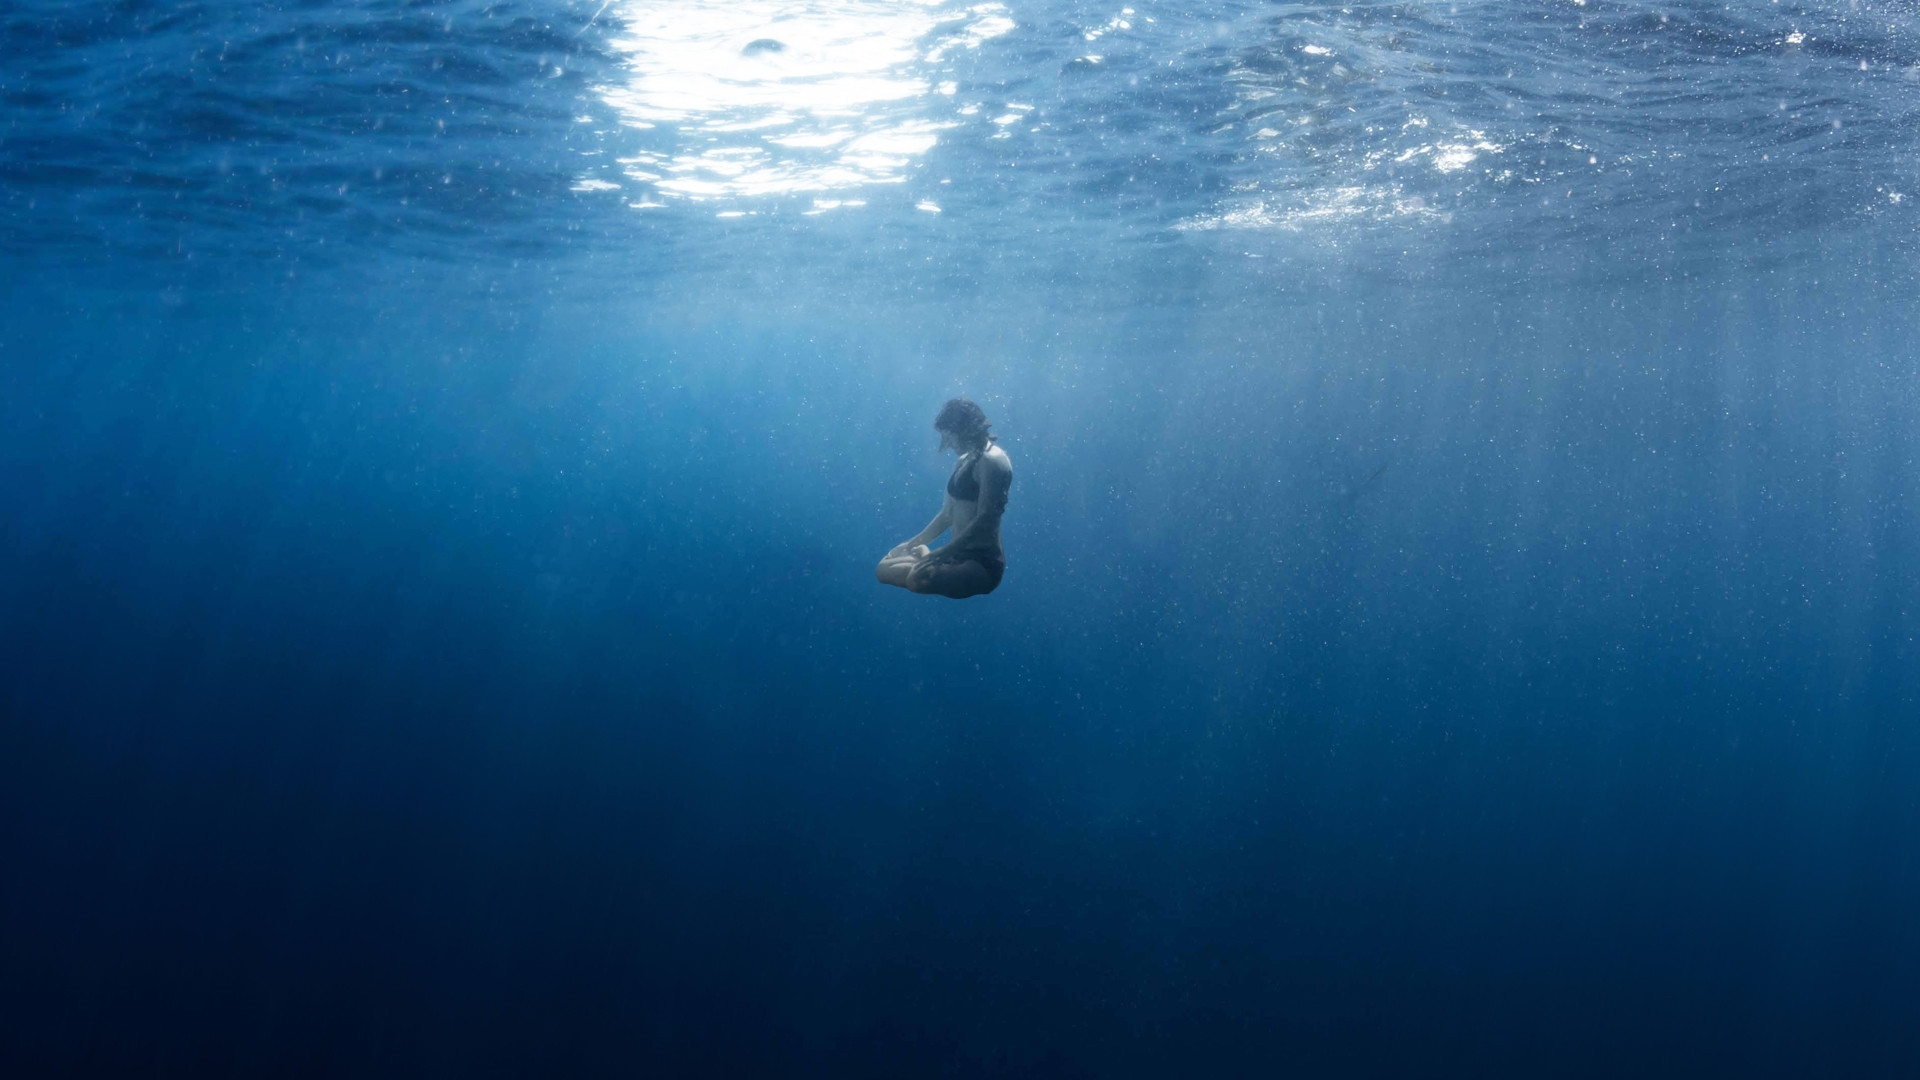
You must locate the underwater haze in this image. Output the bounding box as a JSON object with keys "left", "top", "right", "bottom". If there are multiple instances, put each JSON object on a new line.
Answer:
{"left": 4, "top": 0, "right": 1920, "bottom": 1075}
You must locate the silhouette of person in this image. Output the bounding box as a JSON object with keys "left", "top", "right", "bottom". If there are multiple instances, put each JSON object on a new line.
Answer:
{"left": 876, "top": 398, "right": 1012, "bottom": 599}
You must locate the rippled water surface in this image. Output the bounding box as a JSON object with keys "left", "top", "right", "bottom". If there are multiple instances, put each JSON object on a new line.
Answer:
{"left": 7, "top": 0, "right": 1918, "bottom": 269}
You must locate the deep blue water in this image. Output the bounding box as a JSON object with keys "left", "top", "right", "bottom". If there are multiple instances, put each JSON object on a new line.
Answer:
{"left": 5, "top": 1, "right": 1920, "bottom": 1075}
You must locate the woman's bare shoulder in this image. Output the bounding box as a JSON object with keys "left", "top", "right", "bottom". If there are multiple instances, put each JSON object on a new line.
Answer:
{"left": 983, "top": 444, "right": 1013, "bottom": 472}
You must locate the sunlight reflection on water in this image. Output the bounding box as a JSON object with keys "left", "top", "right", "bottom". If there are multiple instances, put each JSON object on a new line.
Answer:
{"left": 593, "top": 0, "right": 1013, "bottom": 206}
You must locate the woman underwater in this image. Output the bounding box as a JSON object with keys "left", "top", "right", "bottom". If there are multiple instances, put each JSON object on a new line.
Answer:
{"left": 876, "top": 398, "right": 1012, "bottom": 599}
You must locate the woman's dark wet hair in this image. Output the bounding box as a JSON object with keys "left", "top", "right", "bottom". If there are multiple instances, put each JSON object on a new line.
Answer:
{"left": 934, "top": 397, "right": 992, "bottom": 450}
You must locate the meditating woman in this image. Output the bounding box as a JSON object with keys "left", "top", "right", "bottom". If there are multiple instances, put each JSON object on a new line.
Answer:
{"left": 876, "top": 398, "right": 1012, "bottom": 599}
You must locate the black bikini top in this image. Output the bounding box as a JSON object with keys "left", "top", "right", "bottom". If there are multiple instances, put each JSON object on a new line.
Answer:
{"left": 947, "top": 446, "right": 987, "bottom": 501}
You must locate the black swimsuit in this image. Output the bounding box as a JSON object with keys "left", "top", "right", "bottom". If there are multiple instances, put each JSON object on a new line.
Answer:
{"left": 946, "top": 451, "right": 983, "bottom": 500}
{"left": 938, "top": 448, "right": 1006, "bottom": 589}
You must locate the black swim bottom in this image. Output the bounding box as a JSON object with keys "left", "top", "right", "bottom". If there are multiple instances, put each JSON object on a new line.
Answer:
{"left": 912, "top": 549, "right": 1005, "bottom": 598}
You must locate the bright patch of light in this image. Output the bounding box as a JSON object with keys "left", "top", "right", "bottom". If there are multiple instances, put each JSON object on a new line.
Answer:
{"left": 1081, "top": 8, "right": 1133, "bottom": 43}
{"left": 1176, "top": 187, "right": 1446, "bottom": 232}
{"left": 593, "top": 1, "right": 1013, "bottom": 204}
{"left": 1388, "top": 132, "right": 1504, "bottom": 174}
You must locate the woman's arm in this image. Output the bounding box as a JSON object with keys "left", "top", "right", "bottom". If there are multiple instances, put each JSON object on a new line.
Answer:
{"left": 891, "top": 500, "right": 953, "bottom": 555}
